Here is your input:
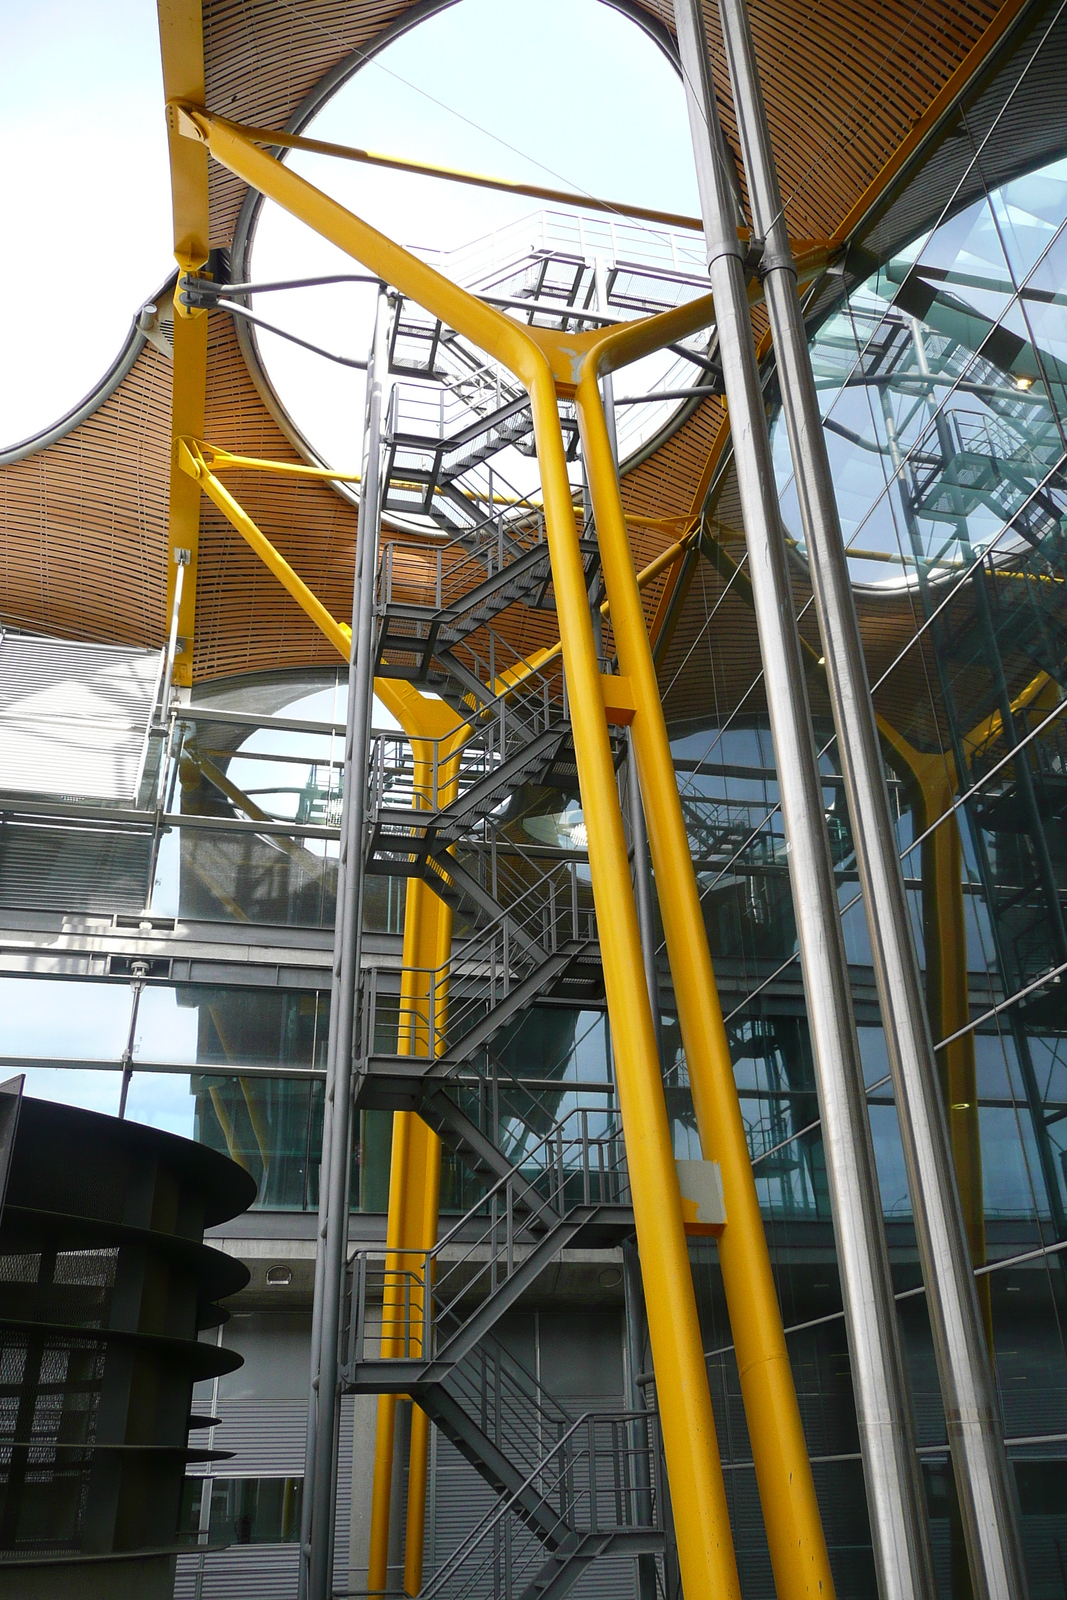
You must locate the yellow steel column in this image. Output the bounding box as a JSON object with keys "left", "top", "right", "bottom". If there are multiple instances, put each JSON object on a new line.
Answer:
{"left": 177, "top": 113, "right": 744, "bottom": 1599}
{"left": 157, "top": 0, "right": 209, "bottom": 685}
{"left": 878, "top": 725, "right": 992, "bottom": 1350}
{"left": 368, "top": 875, "right": 440, "bottom": 1592}
{"left": 403, "top": 891, "right": 451, "bottom": 1597}
{"left": 526, "top": 357, "right": 739, "bottom": 1600}
{"left": 575, "top": 370, "right": 834, "bottom": 1600}
{"left": 923, "top": 783, "right": 991, "bottom": 1349}
{"left": 370, "top": 712, "right": 460, "bottom": 1595}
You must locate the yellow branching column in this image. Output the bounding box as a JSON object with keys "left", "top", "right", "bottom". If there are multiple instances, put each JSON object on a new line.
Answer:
{"left": 176, "top": 107, "right": 743, "bottom": 1600}
{"left": 574, "top": 364, "right": 835, "bottom": 1600}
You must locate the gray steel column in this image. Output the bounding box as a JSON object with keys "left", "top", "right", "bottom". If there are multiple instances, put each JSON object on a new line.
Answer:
{"left": 627, "top": 733, "right": 664, "bottom": 1058}
{"left": 306, "top": 283, "right": 391, "bottom": 1600}
{"left": 713, "top": 4, "right": 1028, "bottom": 1595}
{"left": 593, "top": 257, "right": 664, "bottom": 1053}
{"left": 672, "top": 5, "right": 936, "bottom": 1597}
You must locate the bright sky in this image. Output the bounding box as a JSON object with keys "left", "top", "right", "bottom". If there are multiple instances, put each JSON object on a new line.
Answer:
{"left": 0, "top": 0, "right": 172, "bottom": 450}
{"left": 251, "top": 0, "right": 699, "bottom": 470}
{"left": 0, "top": 0, "right": 699, "bottom": 457}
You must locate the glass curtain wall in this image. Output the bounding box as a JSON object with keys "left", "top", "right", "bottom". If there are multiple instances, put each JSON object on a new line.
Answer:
{"left": 2, "top": 6, "right": 1065, "bottom": 1593}
{"left": 659, "top": 8, "right": 1067, "bottom": 1593}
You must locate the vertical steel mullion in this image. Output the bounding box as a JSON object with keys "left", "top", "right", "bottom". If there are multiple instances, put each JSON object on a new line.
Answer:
{"left": 305, "top": 283, "right": 391, "bottom": 1600}
{"left": 673, "top": 4, "right": 934, "bottom": 1597}
{"left": 613, "top": 1418, "right": 626, "bottom": 1528}
{"left": 715, "top": 4, "right": 1028, "bottom": 1597}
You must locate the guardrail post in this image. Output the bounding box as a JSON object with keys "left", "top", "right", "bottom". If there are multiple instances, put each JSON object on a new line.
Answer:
{"left": 587, "top": 1417, "right": 598, "bottom": 1534}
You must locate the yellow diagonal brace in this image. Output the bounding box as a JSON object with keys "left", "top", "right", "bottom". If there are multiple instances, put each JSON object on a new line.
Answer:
{"left": 181, "top": 101, "right": 742, "bottom": 1600}
{"left": 158, "top": 3, "right": 209, "bottom": 687}
{"left": 178, "top": 438, "right": 353, "bottom": 660}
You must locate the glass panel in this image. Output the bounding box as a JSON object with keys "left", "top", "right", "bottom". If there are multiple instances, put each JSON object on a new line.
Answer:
{"left": 17, "top": 1065, "right": 122, "bottom": 1118}
{"left": 191, "top": 1075, "right": 320, "bottom": 1210}
{"left": 189, "top": 1476, "right": 305, "bottom": 1544}
{"left": 134, "top": 986, "right": 329, "bottom": 1071}
{"left": 0, "top": 977, "right": 131, "bottom": 1062}
{"left": 989, "top": 159, "right": 1067, "bottom": 285}
{"left": 775, "top": 155, "right": 1067, "bottom": 586}
{"left": 123, "top": 1070, "right": 198, "bottom": 1139}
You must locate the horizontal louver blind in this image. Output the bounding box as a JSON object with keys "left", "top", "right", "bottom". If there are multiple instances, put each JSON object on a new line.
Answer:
{"left": 178, "top": 1399, "right": 353, "bottom": 1599}
{"left": 0, "top": 632, "right": 162, "bottom": 801}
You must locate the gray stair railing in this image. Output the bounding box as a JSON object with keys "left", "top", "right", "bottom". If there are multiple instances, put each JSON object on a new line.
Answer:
{"left": 344, "top": 1102, "right": 631, "bottom": 1378}
{"left": 366, "top": 668, "right": 567, "bottom": 828}
{"left": 417, "top": 1410, "right": 665, "bottom": 1600}
{"left": 358, "top": 851, "right": 596, "bottom": 1070}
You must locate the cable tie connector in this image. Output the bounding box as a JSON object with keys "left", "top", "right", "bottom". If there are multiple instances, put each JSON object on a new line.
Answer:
{"left": 743, "top": 237, "right": 766, "bottom": 282}
{"left": 178, "top": 274, "right": 221, "bottom": 309}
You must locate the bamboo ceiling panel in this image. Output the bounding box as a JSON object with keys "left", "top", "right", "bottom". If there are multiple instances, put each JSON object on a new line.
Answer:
{"left": 195, "top": 315, "right": 360, "bottom": 679}
{"left": 0, "top": 0, "right": 1019, "bottom": 706}
{"left": 0, "top": 346, "right": 171, "bottom": 649}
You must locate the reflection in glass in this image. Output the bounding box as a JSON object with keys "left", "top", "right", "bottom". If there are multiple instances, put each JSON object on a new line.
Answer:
{"left": 773, "top": 157, "right": 1067, "bottom": 587}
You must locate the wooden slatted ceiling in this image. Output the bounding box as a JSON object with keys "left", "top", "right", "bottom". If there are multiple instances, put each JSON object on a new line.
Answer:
{"left": 203, "top": 0, "right": 423, "bottom": 248}
{"left": 706, "top": 0, "right": 1003, "bottom": 239}
{"left": 0, "top": 346, "right": 171, "bottom": 648}
{"left": 195, "top": 314, "right": 360, "bottom": 679}
{"left": 0, "top": 0, "right": 1015, "bottom": 714}
{"left": 201, "top": 0, "right": 1002, "bottom": 248}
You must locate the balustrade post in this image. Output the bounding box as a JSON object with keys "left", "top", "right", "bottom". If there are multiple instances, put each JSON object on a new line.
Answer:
{"left": 588, "top": 1418, "right": 598, "bottom": 1534}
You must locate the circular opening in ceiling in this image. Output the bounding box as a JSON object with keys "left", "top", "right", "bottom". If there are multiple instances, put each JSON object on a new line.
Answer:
{"left": 245, "top": 0, "right": 706, "bottom": 483}
{"left": 771, "top": 154, "right": 1067, "bottom": 590}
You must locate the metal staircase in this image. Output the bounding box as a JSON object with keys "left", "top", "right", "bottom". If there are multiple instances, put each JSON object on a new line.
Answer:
{"left": 414, "top": 1407, "right": 665, "bottom": 1600}
{"left": 337, "top": 213, "right": 716, "bottom": 1597}
{"left": 341, "top": 1079, "right": 662, "bottom": 1598}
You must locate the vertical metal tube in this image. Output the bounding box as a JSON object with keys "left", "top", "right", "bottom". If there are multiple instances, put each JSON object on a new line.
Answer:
{"left": 623, "top": 1238, "right": 658, "bottom": 1600}
{"left": 672, "top": 4, "right": 936, "bottom": 1597}
{"left": 596, "top": 254, "right": 663, "bottom": 1054}
{"left": 306, "top": 283, "right": 391, "bottom": 1600}
{"left": 714, "top": 4, "right": 1028, "bottom": 1596}
{"left": 627, "top": 732, "right": 664, "bottom": 1059}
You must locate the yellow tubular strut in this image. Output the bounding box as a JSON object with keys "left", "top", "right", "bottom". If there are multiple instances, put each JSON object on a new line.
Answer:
{"left": 174, "top": 100, "right": 840, "bottom": 1599}
{"left": 876, "top": 676, "right": 1052, "bottom": 1357}
{"left": 573, "top": 368, "right": 835, "bottom": 1598}
{"left": 158, "top": 2, "right": 210, "bottom": 688}
{"left": 369, "top": 704, "right": 462, "bottom": 1597}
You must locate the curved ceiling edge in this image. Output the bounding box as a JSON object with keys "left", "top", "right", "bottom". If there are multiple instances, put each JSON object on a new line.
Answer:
{"left": 225, "top": 0, "right": 686, "bottom": 498}
{"left": 0, "top": 273, "right": 176, "bottom": 467}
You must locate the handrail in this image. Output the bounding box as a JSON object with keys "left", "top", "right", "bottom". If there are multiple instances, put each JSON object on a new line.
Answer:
{"left": 346, "top": 1102, "right": 630, "bottom": 1369}
{"left": 420, "top": 1409, "right": 662, "bottom": 1600}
